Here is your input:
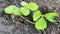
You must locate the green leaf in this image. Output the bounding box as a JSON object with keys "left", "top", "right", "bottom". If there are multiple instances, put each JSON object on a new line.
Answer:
{"left": 5, "top": 5, "right": 17, "bottom": 14}
{"left": 45, "top": 12, "right": 57, "bottom": 22}
{"left": 35, "top": 17, "right": 47, "bottom": 30}
{"left": 28, "top": 2, "right": 38, "bottom": 11}
{"left": 5, "top": 5, "right": 20, "bottom": 15}
{"left": 20, "top": 7, "right": 30, "bottom": 16}
{"left": 21, "top": 1, "right": 28, "bottom": 7}
{"left": 33, "top": 10, "right": 42, "bottom": 21}
{"left": 13, "top": 8, "right": 21, "bottom": 16}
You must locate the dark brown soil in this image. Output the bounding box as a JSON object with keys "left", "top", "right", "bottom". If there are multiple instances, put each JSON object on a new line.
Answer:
{"left": 0, "top": 0, "right": 60, "bottom": 34}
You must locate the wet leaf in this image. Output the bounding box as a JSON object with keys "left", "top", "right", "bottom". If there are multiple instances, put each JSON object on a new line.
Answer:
{"left": 35, "top": 17, "right": 47, "bottom": 30}
{"left": 33, "top": 10, "right": 42, "bottom": 21}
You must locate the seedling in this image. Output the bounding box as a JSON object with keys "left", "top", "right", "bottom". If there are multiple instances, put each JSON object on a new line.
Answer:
{"left": 33, "top": 10, "right": 58, "bottom": 30}
{"left": 5, "top": 1, "right": 38, "bottom": 24}
{"left": 4, "top": 1, "right": 58, "bottom": 30}
{"left": 5, "top": 5, "right": 33, "bottom": 24}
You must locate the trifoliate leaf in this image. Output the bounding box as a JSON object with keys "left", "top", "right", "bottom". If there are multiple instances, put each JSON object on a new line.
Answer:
{"left": 21, "top": 1, "right": 28, "bottom": 7}
{"left": 35, "top": 17, "right": 47, "bottom": 30}
{"left": 5, "top": 5, "right": 17, "bottom": 14}
{"left": 45, "top": 12, "right": 57, "bottom": 22}
{"left": 13, "top": 8, "right": 21, "bottom": 16}
{"left": 20, "top": 7, "right": 30, "bottom": 16}
{"left": 33, "top": 10, "right": 42, "bottom": 21}
{"left": 28, "top": 2, "right": 38, "bottom": 11}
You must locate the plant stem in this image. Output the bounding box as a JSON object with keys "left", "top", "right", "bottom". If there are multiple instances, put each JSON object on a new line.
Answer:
{"left": 11, "top": 15, "right": 15, "bottom": 22}
{"left": 20, "top": 16, "right": 35, "bottom": 24}
{"left": 42, "top": 15, "right": 45, "bottom": 17}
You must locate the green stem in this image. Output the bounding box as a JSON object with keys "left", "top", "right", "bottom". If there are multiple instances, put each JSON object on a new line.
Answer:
{"left": 20, "top": 16, "right": 35, "bottom": 24}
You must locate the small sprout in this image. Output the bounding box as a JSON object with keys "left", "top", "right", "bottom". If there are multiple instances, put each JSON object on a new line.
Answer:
{"left": 35, "top": 17, "right": 47, "bottom": 30}
{"left": 5, "top": 1, "right": 58, "bottom": 30}
{"left": 20, "top": 7, "right": 30, "bottom": 16}
{"left": 21, "top": 1, "right": 28, "bottom": 7}
{"left": 28, "top": 2, "right": 38, "bottom": 11}
{"left": 45, "top": 12, "right": 57, "bottom": 22}
{"left": 33, "top": 10, "right": 42, "bottom": 21}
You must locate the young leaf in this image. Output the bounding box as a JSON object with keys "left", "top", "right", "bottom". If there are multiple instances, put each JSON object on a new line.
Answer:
{"left": 21, "top": 1, "right": 28, "bottom": 7}
{"left": 20, "top": 7, "right": 30, "bottom": 16}
{"left": 5, "top": 5, "right": 17, "bottom": 14}
{"left": 33, "top": 10, "right": 42, "bottom": 21}
{"left": 5, "top": 5, "right": 20, "bottom": 15}
{"left": 45, "top": 12, "right": 57, "bottom": 22}
{"left": 13, "top": 8, "right": 21, "bottom": 16}
{"left": 28, "top": 2, "right": 38, "bottom": 11}
{"left": 35, "top": 17, "right": 47, "bottom": 30}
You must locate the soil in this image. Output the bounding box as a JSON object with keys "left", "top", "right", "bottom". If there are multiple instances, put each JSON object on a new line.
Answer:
{"left": 0, "top": 0, "right": 60, "bottom": 34}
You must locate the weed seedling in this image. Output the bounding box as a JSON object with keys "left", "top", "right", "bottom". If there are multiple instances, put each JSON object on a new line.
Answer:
{"left": 5, "top": 5, "right": 34, "bottom": 24}
{"left": 4, "top": 1, "right": 58, "bottom": 30}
